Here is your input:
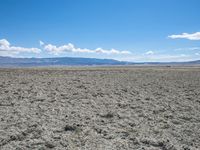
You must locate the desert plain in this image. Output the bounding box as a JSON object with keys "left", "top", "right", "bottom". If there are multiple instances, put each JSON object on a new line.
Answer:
{"left": 0, "top": 66, "right": 200, "bottom": 150}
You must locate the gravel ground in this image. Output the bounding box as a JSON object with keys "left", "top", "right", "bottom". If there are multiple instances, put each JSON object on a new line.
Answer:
{"left": 0, "top": 67, "right": 200, "bottom": 150}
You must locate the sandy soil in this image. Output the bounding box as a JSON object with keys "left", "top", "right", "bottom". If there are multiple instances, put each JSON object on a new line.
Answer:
{"left": 0, "top": 67, "right": 200, "bottom": 150}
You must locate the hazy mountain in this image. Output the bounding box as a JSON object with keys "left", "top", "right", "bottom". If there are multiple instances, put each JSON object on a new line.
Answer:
{"left": 0, "top": 56, "right": 131, "bottom": 67}
{"left": 0, "top": 56, "right": 200, "bottom": 67}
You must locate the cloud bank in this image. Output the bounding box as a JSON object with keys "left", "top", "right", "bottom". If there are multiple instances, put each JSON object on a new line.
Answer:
{"left": 42, "top": 42, "right": 131, "bottom": 55}
{"left": 0, "top": 38, "right": 199, "bottom": 62}
{"left": 175, "top": 47, "right": 200, "bottom": 51}
{"left": 0, "top": 39, "right": 41, "bottom": 56}
{"left": 168, "top": 32, "right": 200, "bottom": 40}
{"left": 119, "top": 53, "right": 197, "bottom": 62}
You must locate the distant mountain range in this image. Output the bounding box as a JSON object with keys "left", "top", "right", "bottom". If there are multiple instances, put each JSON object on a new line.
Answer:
{"left": 0, "top": 56, "right": 131, "bottom": 67}
{"left": 0, "top": 56, "right": 200, "bottom": 67}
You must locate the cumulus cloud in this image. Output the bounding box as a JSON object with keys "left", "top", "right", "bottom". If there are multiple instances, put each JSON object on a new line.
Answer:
{"left": 0, "top": 39, "right": 41, "bottom": 56}
{"left": 0, "top": 39, "right": 10, "bottom": 47}
{"left": 145, "top": 50, "right": 154, "bottom": 55}
{"left": 42, "top": 42, "right": 131, "bottom": 55}
{"left": 168, "top": 32, "right": 200, "bottom": 40}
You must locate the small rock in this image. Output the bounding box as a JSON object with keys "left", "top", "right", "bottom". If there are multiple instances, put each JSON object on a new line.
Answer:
{"left": 100, "top": 112, "right": 114, "bottom": 118}
{"left": 64, "top": 125, "right": 77, "bottom": 131}
{"left": 45, "top": 142, "right": 55, "bottom": 148}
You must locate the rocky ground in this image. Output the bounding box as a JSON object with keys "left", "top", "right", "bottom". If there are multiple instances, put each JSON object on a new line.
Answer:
{"left": 0, "top": 67, "right": 200, "bottom": 150}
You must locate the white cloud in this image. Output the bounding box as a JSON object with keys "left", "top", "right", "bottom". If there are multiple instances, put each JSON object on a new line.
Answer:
{"left": 175, "top": 47, "right": 200, "bottom": 51}
{"left": 168, "top": 32, "right": 200, "bottom": 40}
{"left": 0, "top": 39, "right": 10, "bottom": 47}
{"left": 118, "top": 53, "right": 198, "bottom": 62}
{"left": 145, "top": 50, "right": 154, "bottom": 55}
{"left": 188, "top": 47, "right": 200, "bottom": 50}
{"left": 195, "top": 53, "right": 200, "bottom": 56}
{"left": 95, "top": 48, "right": 131, "bottom": 54}
{"left": 42, "top": 42, "right": 131, "bottom": 55}
{"left": 0, "top": 39, "right": 41, "bottom": 56}
{"left": 39, "top": 40, "right": 44, "bottom": 46}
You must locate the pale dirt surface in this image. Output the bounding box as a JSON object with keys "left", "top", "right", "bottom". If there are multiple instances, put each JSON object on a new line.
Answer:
{"left": 0, "top": 67, "right": 200, "bottom": 150}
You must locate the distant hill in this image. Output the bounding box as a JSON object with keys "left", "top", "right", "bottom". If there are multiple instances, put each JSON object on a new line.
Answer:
{"left": 184, "top": 60, "right": 200, "bottom": 64}
{"left": 0, "top": 56, "right": 200, "bottom": 67}
{"left": 0, "top": 56, "right": 131, "bottom": 67}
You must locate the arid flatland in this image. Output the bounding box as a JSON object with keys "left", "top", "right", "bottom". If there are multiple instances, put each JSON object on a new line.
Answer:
{"left": 0, "top": 67, "right": 200, "bottom": 150}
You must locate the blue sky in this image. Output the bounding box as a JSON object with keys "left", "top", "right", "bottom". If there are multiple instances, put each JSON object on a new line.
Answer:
{"left": 0, "top": 0, "right": 200, "bottom": 62}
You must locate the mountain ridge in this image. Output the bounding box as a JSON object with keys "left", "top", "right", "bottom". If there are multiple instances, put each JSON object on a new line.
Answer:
{"left": 0, "top": 56, "right": 130, "bottom": 66}
{"left": 0, "top": 56, "right": 200, "bottom": 67}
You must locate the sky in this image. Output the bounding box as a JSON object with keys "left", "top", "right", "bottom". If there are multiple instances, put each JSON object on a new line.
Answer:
{"left": 0, "top": 0, "right": 200, "bottom": 62}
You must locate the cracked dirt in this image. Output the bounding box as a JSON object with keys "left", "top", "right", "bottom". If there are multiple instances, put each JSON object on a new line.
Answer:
{"left": 0, "top": 67, "right": 200, "bottom": 150}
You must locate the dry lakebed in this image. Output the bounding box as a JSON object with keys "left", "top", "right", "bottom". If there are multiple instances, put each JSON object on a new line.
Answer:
{"left": 0, "top": 66, "right": 200, "bottom": 150}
